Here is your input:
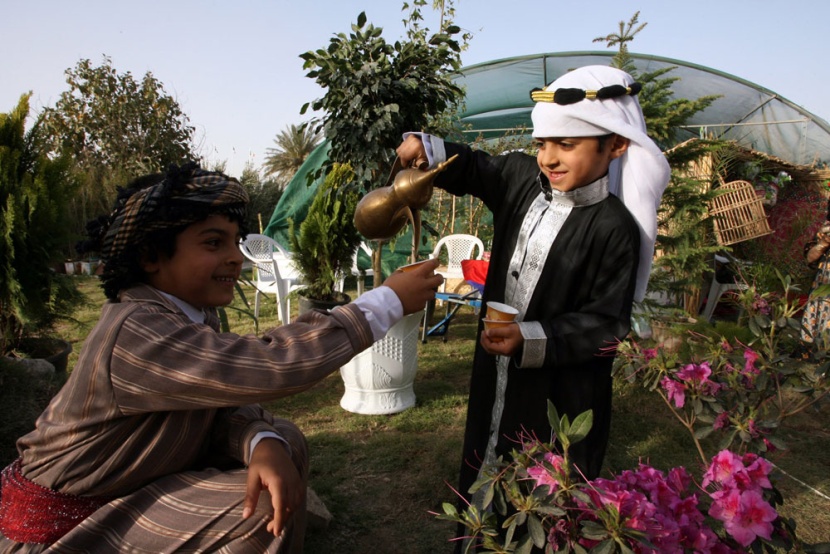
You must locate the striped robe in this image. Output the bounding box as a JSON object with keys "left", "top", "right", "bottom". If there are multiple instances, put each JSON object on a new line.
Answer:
{"left": 1, "top": 284, "right": 374, "bottom": 553}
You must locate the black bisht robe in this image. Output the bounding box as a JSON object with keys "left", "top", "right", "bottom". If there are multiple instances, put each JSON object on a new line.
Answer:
{"left": 436, "top": 141, "right": 640, "bottom": 504}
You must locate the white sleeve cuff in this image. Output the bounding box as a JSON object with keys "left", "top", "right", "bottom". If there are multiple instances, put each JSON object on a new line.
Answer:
{"left": 402, "top": 132, "right": 446, "bottom": 167}
{"left": 517, "top": 321, "right": 547, "bottom": 368}
{"left": 353, "top": 285, "right": 404, "bottom": 341}
{"left": 249, "top": 431, "right": 290, "bottom": 464}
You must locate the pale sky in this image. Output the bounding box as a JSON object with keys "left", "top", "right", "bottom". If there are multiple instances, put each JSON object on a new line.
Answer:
{"left": 3, "top": 0, "right": 826, "bottom": 178}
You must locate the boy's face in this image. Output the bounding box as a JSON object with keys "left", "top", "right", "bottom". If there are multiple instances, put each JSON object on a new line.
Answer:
{"left": 142, "top": 214, "right": 244, "bottom": 309}
{"left": 535, "top": 135, "right": 629, "bottom": 192}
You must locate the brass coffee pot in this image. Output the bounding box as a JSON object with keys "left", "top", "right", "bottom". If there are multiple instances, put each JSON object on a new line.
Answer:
{"left": 353, "top": 154, "right": 458, "bottom": 252}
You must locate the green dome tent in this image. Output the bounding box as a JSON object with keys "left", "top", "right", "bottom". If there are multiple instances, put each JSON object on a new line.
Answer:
{"left": 454, "top": 51, "right": 830, "bottom": 167}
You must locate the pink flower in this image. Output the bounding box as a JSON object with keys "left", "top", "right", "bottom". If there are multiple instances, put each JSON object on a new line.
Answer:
{"left": 724, "top": 490, "right": 777, "bottom": 546}
{"left": 546, "top": 518, "right": 570, "bottom": 551}
{"left": 704, "top": 451, "right": 779, "bottom": 547}
{"left": 751, "top": 294, "right": 771, "bottom": 316}
{"left": 742, "top": 454, "right": 773, "bottom": 489}
{"left": 743, "top": 349, "right": 760, "bottom": 374}
{"left": 703, "top": 450, "right": 744, "bottom": 488}
{"left": 642, "top": 347, "right": 658, "bottom": 361}
{"left": 677, "top": 362, "right": 712, "bottom": 383}
{"left": 702, "top": 379, "right": 722, "bottom": 396}
{"left": 709, "top": 487, "right": 742, "bottom": 522}
{"left": 661, "top": 377, "right": 686, "bottom": 408}
{"left": 713, "top": 412, "right": 730, "bottom": 430}
{"left": 527, "top": 452, "right": 565, "bottom": 492}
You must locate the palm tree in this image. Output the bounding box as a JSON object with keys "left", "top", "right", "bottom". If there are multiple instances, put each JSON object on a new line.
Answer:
{"left": 262, "top": 123, "right": 322, "bottom": 185}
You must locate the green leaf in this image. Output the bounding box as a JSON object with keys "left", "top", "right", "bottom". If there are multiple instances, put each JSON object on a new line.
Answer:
{"left": 515, "top": 534, "right": 534, "bottom": 554}
{"left": 591, "top": 539, "right": 616, "bottom": 554}
{"left": 527, "top": 513, "right": 546, "bottom": 547}
{"left": 441, "top": 502, "right": 458, "bottom": 517}
{"left": 566, "top": 410, "right": 594, "bottom": 444}
{"left": 694, "top": 426, "right": 714, "bottom": 440}
{"left": 547, "top": 400, "right": 562, "bottom": 436}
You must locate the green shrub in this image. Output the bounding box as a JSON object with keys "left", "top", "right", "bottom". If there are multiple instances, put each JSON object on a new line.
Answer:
{"left": 1, "top": 94, "right": 82, "bottom": 354}
{"left": 289, "top": 163, "right": 361, "bottom": 301}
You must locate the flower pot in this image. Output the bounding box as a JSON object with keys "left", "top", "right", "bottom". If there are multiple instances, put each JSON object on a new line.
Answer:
{"left": 339, "top": 312, "right": 421, "bottom": 415}
{"left": 649, "top": 315, "right": 696, "bottom": 354}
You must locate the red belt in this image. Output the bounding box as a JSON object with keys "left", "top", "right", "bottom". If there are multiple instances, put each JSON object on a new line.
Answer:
{"left": 0, "top": 458, "right": 114, "bottom": 544}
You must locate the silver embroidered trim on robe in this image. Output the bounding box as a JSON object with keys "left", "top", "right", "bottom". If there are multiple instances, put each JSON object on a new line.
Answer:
{"left": 517, "top": 321, "right": 547, "bottom": 368}
{"left": 472, "top": 176, "right": 609, "bottom": 510}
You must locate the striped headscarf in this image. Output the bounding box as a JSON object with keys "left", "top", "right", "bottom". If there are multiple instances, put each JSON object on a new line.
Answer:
{"left": 79, "top": 162, "right": 249, "bottom": 299}
{"left": 100, "top": 164, "right": 249, "bottom": 264}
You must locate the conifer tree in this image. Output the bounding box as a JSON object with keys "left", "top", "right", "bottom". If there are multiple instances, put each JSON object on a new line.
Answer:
{"left": 595, "top": 12, "right": 726, "bottom": 313}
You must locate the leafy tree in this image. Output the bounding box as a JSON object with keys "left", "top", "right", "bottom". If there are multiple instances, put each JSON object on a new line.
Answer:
{"left": 40, "top": 56, "right": 196, "bottom": 249}
{"left": 299, "top": 0, "right": 469, "bottom": 284}
{"left": 42, "top": 56, "right": 195, "bottom": 174}
{"left": 262, "top": 123, "right": 321, "bottom": 186}
{"left": 300, "top": 0, "right": 466, "bottom": 193}
{"left": 1, "top": 94, "right": 81, "bottom": 354}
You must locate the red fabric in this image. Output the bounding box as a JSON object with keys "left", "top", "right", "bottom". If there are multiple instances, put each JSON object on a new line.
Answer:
{"left": 0, "top": 458, "right": 114, "bottom": 545}
{"left": 461, "top": 259, "right": 489, "bottom": 286}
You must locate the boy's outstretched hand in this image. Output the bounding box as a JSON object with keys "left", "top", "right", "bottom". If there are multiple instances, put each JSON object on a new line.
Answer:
{"left": 242, "top": 438, "right": 305, "bottom": 538}
{"left": 382, "top": 258, "right": 444, "bottom": 315}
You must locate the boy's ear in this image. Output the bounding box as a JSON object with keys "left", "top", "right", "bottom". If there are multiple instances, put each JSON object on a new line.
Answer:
{"left": 139, "top": 246, "right": 160, "bottom": 275}
{"left": 609, "top": 135, "right": 631, "bottom": 160}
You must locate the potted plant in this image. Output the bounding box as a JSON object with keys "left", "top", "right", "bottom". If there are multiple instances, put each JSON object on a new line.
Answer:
{"left": 289, "top": 162, "right": 361, "bottom": 312}
{"left": 1, "top": 94, "right": 81, "bottom": 373}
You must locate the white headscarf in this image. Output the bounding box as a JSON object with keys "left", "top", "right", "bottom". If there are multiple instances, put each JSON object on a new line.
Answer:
{"left": 530, "top": 65, "right": 670, "bottom": 302}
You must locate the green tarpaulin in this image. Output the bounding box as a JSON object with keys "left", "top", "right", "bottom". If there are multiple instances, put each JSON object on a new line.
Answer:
{"left": 262, "top": 141, "right": 433, "bottom": 278}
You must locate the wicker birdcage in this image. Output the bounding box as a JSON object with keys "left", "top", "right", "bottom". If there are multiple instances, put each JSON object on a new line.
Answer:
{"left": 708, "top": 180, "right": 773, "bottom": 246}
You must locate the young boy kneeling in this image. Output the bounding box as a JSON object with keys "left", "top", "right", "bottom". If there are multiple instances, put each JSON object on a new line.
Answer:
{"left": 0, "top": 163, "right": 442, "bottom": 553}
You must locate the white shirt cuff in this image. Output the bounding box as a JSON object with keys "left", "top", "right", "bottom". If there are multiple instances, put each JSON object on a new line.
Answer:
{"left": 402, "top": 132, "right": 446, "bottom": 167}
{"left": 249, "top": 431, "right": 290, "bottom": 464}
{"left": 353, "top": 285, "right": 404, "bottom": 341}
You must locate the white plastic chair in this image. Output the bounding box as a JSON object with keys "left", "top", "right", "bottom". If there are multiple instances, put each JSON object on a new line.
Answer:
{"left": 430, "top": 234, "right": 485, "bottom": 292}
{"left": 240, "top": 234, "right": 303, "bottom": 324}
{"left": 700, "top": 253, "right": 750, "bottom": 322}
{"left": 350, "top": 242, "right": 375, "bottom": 296}
{"left": 334, "top": 242, "right": 375, "bottom": 297}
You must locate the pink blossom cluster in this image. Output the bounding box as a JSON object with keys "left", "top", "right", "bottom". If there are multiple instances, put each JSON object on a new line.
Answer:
{"left": 703, "top": 450, "right": 778, "bottom": 547}
{"left": 587, "top": 464, "right": 724, "bottom": 552}
{"left": 523, "top": 449, "right": 780, "bottom": 552}
{"left": 526, "top": 451, "right": 566, "bottom": 493}
{"left": 660, "top": 361, "right": 721, "bottom": 408}
{"left": 659, "top": 347, "right": 764, "bottom": 411}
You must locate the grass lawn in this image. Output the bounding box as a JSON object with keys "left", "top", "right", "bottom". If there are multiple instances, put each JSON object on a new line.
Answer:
{"left": 4, "top": 275, "right": 829, "bottom": 552}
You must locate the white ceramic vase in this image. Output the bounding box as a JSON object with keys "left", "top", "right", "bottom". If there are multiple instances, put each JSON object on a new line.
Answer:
{"left": 339, "top": 312, "right": 421, "bottom": 415}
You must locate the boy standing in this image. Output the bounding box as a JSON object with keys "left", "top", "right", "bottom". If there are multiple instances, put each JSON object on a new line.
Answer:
{"left": 0, "top": 163, "right": 443, "bottom": 553}
{"left": 397, "top": 66, "right": 670, "bottom": 513}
